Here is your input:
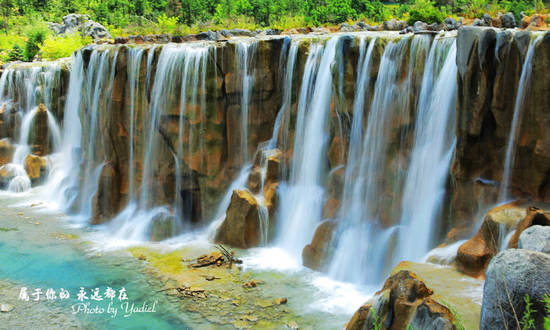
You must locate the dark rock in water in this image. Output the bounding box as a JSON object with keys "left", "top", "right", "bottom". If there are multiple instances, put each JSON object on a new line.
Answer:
{"left": 263, "top": 29, "right": 279, "bottom": 36}
{"left": 383, "top": 19, "right": 407, "bottom": 31}
{"left": 481, "top": 249, "right": 550, "bottom": 329}
{"left": 114, "top": 37, "right": 129, "bottom": 44}
{"left": 501, "top": 12, "right": 517, "bottom": 28}
{"left": 302, "top": 220, "right": 336, "bottom": 271}
{"left": 339, "top": 23, "right": 352, "bottom": 32}
{"left": 229, "top": 28, "right": 255, "bottom": 37}
{"left": 519, "top": 225, "right": 550, "bottom": 253}
{"left": 413, "top": 21, "right": 429, "bottom": 33}
{"left": 483, "top": 14, "right": 493, "bottom": 26}
{"left": 346, "top": 270, "right": 455, "bottom": 330}
{"left": 508, "top": 206, "right": 550, "bottom": 248}
{"left": 171, "top": 35, "right": 184, "bottom": 43}
{"left": 444, "top": 17, "right": 458, "bottom": 30}
{"left": 215, "top": 189, "right": 261, "bottom": 248}
{"left": 29, "top": 104, "right": 51, "bottom": 156}
{"left": 427, "top": 23, "right": 441, "bottom": 31}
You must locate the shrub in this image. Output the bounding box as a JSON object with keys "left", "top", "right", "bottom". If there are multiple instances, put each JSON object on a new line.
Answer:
{"left": 407, "top": 0, "right": 446, "bottom": 24}
{"left": 24, "top": 23, "right": 49, "bottom": 61}
{"left": 156, "top": 13, "right": 179, "bottom": 33}
{"left": 7, "top": 44, "right": 24, "bottom": 61}
{"left": 39, "top": 33, "right": 92, "bottom": 60}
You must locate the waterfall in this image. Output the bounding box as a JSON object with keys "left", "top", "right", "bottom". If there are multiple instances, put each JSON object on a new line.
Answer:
{"left": 396, "top": 36, "right": 457, "bottom": 263}
{"left": 127, "top": 47, "right": 145, "bottom": 200}
{"left": 235, "top": 41, "right": 257, "bottom": 165}
{"left": 47, "top": 52, "right": 85, "bottom": 210}
{"left": 79, "top": 49, "right": 118, "bottom": 218}
{"left": 276, "top": 36, "right": 342, "bottom": 258}
{"left": 107, "top": 44, "right": 211, "bottom": 240}
{"left": 499, "top": 35, "right": 543, "bottom": 202}
{"left": 0, "top": 62, "right": 64, "bottom": 192}
{"left": 328, "top": 34, "right": 457, "bottom": 285}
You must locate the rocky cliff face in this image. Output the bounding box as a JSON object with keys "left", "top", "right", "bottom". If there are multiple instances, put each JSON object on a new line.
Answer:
{"left": 451, "top": 27, "right": 550, "bottom": 229}
{"left": 1, "top": 28, "right": 549, "bottom": 267}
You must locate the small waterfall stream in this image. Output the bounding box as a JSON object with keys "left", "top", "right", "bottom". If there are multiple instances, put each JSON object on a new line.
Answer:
{"left": 499, "top": 35, "right": 543, "bottom": 202}
{"left": 276, "top": 36, "right": 342, "bottom": 257}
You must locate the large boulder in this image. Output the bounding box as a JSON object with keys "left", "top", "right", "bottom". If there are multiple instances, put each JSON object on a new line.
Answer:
{"left": 48, "top": 14, "right": 111, "bottom": 41}
{"left": 519, "top": 225, "right": 550, "bottom": 253}
{"left": 215, "top": 189, "right": 261, "bottom": 248}
{"left": 346, "top": 270, "right": 455, "bottom": 330}
{"left": 24, "top": 154, "right": 47, "bottom": 184}
{"left": 508, "top": 206, "right": 550, "bottom": 248}
{"left": 456, "top": 202, "right": 525, "bottom": 277}
{"left": 481, "top": 249, "right": 550, "bottom": 329}
{"left": 302, "top": 220, "right": 336, "bottom": 271}
{"left": 0, "top": 139, "right": 14, "bottom": 166}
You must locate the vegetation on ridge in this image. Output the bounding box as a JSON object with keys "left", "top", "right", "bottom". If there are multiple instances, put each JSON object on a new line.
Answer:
{"left": 0, "top": 0, "right": 548, "bottom": 63}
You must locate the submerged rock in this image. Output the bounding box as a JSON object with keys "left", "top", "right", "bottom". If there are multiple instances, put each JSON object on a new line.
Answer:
{"left": 519, "top": 225, "right": 550, "bottom": 253}
{"left": 481, "top": 249, "right": 550, "bottom": 329}
{"left": 215, "top": 190, "right": 261, "bottom": 248}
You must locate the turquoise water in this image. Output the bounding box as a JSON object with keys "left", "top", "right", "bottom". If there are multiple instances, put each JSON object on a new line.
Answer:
{"left": 0, "top": 198, "right": 188, "bottom": 329}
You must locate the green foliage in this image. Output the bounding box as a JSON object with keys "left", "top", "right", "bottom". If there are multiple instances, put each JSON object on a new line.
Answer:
{"left": 156, "top": 13, "right": 179, "bottom": 33}
{"left": 0, "top": 0, "right": 548, "bottom": 63}
{"left": 39, "top": 32, "right": 91, "bottom": 60}
{"left": 407, "top": 0, "right": 446, "bottom": 25}
{"left": 440, "top": 300, "right": 466, "bottom": 330}
{"left": 522, "top": 294, "right": 536, "bottom": 330}
{"left": 370, "top": 307, "right": 382, "bottom": 330}
{"left": 500, "top": 0, "right": 534, "bottom": 22}
{"left": 544, "top": 295, "right": 550, "bottom": 330}
{"left": 7, "top": 44, "right": 24, "bottom": 61}
{"left": 24, "top": 23, "right": 49, "bottom": 61}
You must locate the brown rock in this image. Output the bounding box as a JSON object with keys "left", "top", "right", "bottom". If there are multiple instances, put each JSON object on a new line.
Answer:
{"left": 29, "top": 104, "right": 51, "bottom": 156}
{"left": 215, "top": 189, "right": 261, "bottom": 248}
{"left": 0, "top": 139, "right": 14, "bottom": 166}
{"left": 508, "top": 206, "right": 550, "bottom": 248}
{"left": 24, "top": 154, "right": 47, "bottom": 183}
{"left": 246, "top": 168, "right": 261, "bottom": 194}
{"left": 302, "top": 220, "right": 336, "bottom": 271}
{"left": 347, "top": 270, "right": 454, "bottom": 330}
{"left": 456, "top": 202, "right": 525, "bottom": 277}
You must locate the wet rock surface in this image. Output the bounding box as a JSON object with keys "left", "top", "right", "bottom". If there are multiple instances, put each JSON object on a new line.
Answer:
{"left": 346, "top": 270, "right": 456, "bottom": 330}
{"left": 481, "top": 249, "right": 550, "bottom": 329}
{"left": 215, "top": 189, "right": 261, "bottom": 248}
{"left": 456, "top": 202, "right": 525, "bottom": 277}
{"left": 518, "top": 225, "right": 550, "bottom": 253}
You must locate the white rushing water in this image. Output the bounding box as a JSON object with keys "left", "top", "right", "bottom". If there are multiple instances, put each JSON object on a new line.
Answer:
{"left": 396, "top": 36, "right": 457, "bottom": 264}
{"left": 328, "top": 33, "right": 458, "bottom": 285}
{"left": 0, "top": 62, "right": 64, "bottom": 192}
{"left": 276, "top": 36, "right": 342, "bottom": 258}
{"left": 499, "top": 35, "right": 543, "bottom": 202}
